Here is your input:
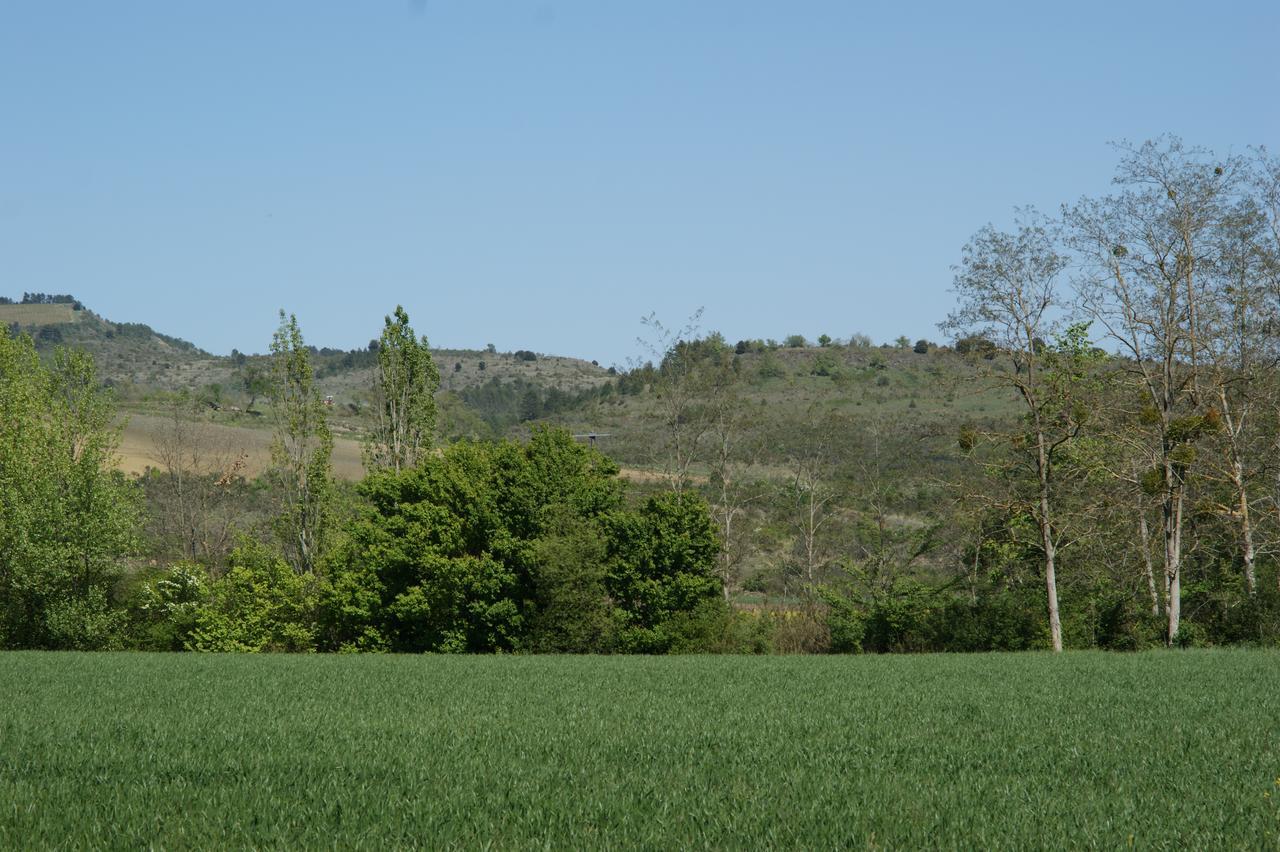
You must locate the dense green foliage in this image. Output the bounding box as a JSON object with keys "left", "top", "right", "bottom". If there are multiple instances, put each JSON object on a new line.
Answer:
{"left": 322, "top": 428, "right": 727, "bottom": 653}
{"left": 114, "top": 427, "right": 735, "bottom": 654}
{"left": 3, "top": 651, "right": 1279, "bottom": 848}
{"left": 0, "top": 330, "right": 140, "bottom": 649}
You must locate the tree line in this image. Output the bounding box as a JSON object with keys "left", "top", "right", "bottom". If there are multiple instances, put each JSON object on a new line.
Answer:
{"left": 0, "top": 307, "right": 740, "bottom": 652}
{"left": 0, "top": 293, "right": 84, "bottom": 308}
{"left": 645, "top": 136, "right": 1280, "bottom": 647}
{"left": 566, "top": 137, "right": 1280, "bottom": 653}
{"left": 940, "top": 137, "right": 1280, "bottom": 649}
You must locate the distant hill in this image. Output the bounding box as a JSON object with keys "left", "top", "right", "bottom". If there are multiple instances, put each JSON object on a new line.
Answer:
{"left": 1, "top": 296, "right": 616, "bottom": 440}
{"left": 3, "top": 291, "right": 1020, "bottom": 460}
{"left": 2, "top": 298, "right": 217, "bottom": 394}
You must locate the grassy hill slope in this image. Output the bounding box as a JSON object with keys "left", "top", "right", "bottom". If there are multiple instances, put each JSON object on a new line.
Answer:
{"left": 10, "top": 298, "right": 1025, "bottom": 595}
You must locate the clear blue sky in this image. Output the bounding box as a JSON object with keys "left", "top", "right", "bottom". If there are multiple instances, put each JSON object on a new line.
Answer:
{"left": 2, "top": 2, "right": 1277, "bottom": 365}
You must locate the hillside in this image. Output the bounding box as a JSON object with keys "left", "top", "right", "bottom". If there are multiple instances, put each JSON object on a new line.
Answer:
{"left": 4, "top": 296, "right": 614, "bottom": 438}
{"left": 5, "top": 293, "right": 1019, "bottom": 475}
{"left": 7, "top": 296, "right": 1028, "bottom": 595}
{"left": 2, "top": 300, "right": 211, "bottom": 387}
{"left": 532, "top": 342, "right": 1019, "bottom": 465}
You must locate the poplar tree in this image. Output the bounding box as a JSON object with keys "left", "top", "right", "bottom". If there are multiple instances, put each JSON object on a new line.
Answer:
{"left": 364, "top": 305, "right": 440, "bottom": 473}
{"left": 269, "top": 311, "right": 333, "bottom": 574}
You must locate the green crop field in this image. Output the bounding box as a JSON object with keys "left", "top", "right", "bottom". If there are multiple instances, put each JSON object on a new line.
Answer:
{"left": 3, "top": 652, "right": 1278, "bottom": 849}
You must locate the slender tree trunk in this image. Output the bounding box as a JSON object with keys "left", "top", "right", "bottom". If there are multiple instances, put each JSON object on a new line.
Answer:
{"left": 1137, "top": 508, "right": 1160, "bottom": 616}
{"left": 1163, "top": 469, "right": 1184, "bottom": 644}
{"left": 720, "top": 500, "right": 733, "bottom": 602}
{"left": 1275, "top": 434, "right": 1280, "bottom": 592}
{"left": 1220, "top": 394, "right": 1257, "bottom": 596}
{"left": 1041, "top": 519, "right": 1062, "bottom": 652}
{"left": 1231, "top": 460, "right": 1257, "bottom": 595}
{"left": 1036, "top": 435, "right": 1062, "bottom": 652}
{"left": 805, "top": 492, "right": 817, "bottom": 588}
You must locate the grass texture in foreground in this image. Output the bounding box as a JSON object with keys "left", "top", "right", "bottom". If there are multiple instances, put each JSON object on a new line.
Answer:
{"left": 2, "top": 651, "right": 1279, "bottom": 848}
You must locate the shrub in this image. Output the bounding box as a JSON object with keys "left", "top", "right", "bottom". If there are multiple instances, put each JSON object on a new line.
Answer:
{"left": 811, "top": 353, "right": 839, "bottom": 377}
{"left": 187, "top": 541, "right": 323, "bottom": 653}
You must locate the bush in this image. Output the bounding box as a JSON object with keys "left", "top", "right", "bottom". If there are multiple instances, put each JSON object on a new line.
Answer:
{"left": 822, "top": 594, "right": 865, "bottom": 653}
{"left": 187, "top": 541, "right": 323, "bottom": 652}
{"left": 757, "top": 352, "right": 787, "bottom": 380}
{"left": 931, "top": 590, "right": 1047, "bottom": 652}
{"left": 667, "top": 599, "right": 770, "bottom": 654}
{"left": 1172, "top": 621, "right": 1209, "bottom": 649}
{"left": 955, "top": 335, "right": 997, "bottom": 358}
{"left": 43, "top": 588, "right": 127, "bottom": 651}
{"left": 811, "top": 353, "right": 839, "bottom": 377}
{"left": 767, "top": 608, "right": 831, "bottom": 654}
{"left": 124, "top": 563, "right": 209, "bottom": 651}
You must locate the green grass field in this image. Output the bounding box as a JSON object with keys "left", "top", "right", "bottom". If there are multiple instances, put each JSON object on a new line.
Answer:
{"left": 3, "top": 652, "right": 1278, "bottom": 848}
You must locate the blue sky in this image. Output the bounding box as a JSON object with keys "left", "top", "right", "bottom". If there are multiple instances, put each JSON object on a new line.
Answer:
{"left": 2, "top": 1, "right": 1277, "bottom": 365}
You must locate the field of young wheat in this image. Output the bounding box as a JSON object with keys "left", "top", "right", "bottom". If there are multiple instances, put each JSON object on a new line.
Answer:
{"left": 2, "top": 651, "right": 1277, "bottom": 848}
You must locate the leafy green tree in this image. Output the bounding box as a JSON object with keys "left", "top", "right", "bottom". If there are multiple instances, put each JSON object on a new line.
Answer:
{"left": 519, "top": 388, "right": 543, "bottom": 422}
{"left": 0, "top": 330, "right": 140, "bottom": 649}
{"left": 364, "top": 305, "right": 441, "bottom": 473}
{"left": 525, "top": 511, "right": 614, "bottom": 652}
{"left": 187, "top": 540, "right": 323, "bottom": 652}
{"left": 324, "top": 428, "right": 623, "bottom": 652}
{"left": 269, "top": 311, "right": 334, "bottom": 573}
{"left": 238, "top": 363, "right": 271, "bottom": 412}
{"left": 605, "top": 491, "right": 722, "bottom": 652}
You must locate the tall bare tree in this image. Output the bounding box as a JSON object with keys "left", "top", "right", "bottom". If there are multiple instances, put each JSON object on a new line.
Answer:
{"left": 637, "top": 311, "right": 734, "bottom": 494}
{"left": 780, "top": 409, "right": 842, "bottom": 596}
{"left": 1250, "top": 150, "right": 1280, "bottom": 589}
{"left": 942, "top": 210, "right": 1074, "bottom": 651}
{"left": 1067, "top": 137, "right": 1247, "bottom": 643}
{"left": 706, "top": 386, "right": 764, "bottom": 600}
{"left": 1197, "top": 199, "right": 1276, "bottom": 594}
{"left": 148, "top": 393, "right": 246, "bottom": 566}
{"left": 848, "top": 409, "right": 942, "bottom": 596}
